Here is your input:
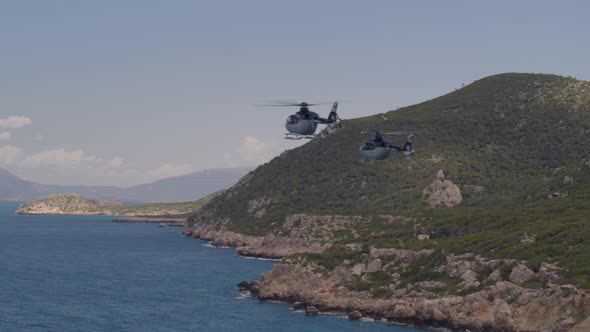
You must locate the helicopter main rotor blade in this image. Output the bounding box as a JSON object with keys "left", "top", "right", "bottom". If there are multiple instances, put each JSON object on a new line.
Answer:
{"left": 360, "top": 130, "right": 420, "bottom": 135}
{"left": 257, "top": 101, "right": 337, "bottom": 107}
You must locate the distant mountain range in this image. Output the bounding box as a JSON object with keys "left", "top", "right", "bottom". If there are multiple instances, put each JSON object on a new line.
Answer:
{"left": 0, "top": 167, "right": 251, "bottom": 202}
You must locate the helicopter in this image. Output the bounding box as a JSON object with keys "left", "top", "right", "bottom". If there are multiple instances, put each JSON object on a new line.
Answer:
{"left": 360, "top": 131, "right": 416, "bottom": 160}
{"left": 262, "top": 101, "right": 342, "bottom": 139}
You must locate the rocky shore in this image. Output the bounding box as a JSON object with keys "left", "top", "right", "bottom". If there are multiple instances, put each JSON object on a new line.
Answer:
{"left": 112, "top": 217, "right": 186, "bottom": 226}
{"left": 183, "top": 217, "right": 590, "bottom": 332}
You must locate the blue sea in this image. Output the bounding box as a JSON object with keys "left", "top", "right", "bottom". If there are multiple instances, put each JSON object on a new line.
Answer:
{"left": 0, "top": 202, "right": 423, "bottom": 332}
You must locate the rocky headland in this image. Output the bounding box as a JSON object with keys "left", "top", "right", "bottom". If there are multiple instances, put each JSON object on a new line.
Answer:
{"left": 184, "top": 215, "right": 590, "bottom": 332}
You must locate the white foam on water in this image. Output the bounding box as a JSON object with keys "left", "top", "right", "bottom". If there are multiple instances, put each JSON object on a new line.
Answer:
{"left": 235, "top": 291, "right": 252, "bottom": 300}
{"left": 239, "top": 255, "right": 281, "bottom": 262}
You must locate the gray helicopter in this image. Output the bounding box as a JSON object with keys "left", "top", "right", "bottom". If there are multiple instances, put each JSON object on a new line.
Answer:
{"left": 360, "top": 131, "right": 416, "bottom": 160}
{"left": 263, "top": 101, "right": 342, "bottom": 139}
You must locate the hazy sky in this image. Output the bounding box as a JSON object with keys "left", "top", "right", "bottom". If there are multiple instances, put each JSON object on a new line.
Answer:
{"left": 1, "top": 0, "right": 589, "bottom": 186}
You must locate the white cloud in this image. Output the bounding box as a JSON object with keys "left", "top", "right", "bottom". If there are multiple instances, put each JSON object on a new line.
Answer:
{"left": 21, "top": 148, "right": 84, "bottom": 167}
{"left": 146, "top": 163, "right": 194, "bottom": 180}
{"left": 0, "top": 116, "right": 32, "bottom": 129}
{"left": 221, "top": 135, "right": 286, "bottom": 168}
{"left": 239, "top": 135, "right": 273, "bottom": 164}
{"left": 108, "top": 157, "right": 124, "bottom": 168}
{"left": 0, "top": 132, "right": 11, "bottom": 141}
{"left": 0, "top": 145, "right": 23, "bottom": 165}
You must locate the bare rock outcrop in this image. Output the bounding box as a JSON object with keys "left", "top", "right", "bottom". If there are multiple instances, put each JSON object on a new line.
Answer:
{"left": 509, "top": 264, "right": 536, "bottom": 285}
{"left": 247, "top": 197, "right": 272, "bottom": 218}
{"left": 422, "top": 170, "right": 462, "bottom": 207}
{"left": 366, "top": 259, "right": 382, "bottom": 273}
{"left": 369, "top": 247, "right": 434, "bottom": 266}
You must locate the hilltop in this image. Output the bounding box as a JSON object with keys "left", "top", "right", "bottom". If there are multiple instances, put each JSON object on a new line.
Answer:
{"left": 185, "top": 73, "right": 590, "bottom": 331}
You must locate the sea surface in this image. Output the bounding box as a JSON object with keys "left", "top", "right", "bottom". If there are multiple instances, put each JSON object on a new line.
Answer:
{"left": 0, "top": 202, "right": 423, "bottom": 332}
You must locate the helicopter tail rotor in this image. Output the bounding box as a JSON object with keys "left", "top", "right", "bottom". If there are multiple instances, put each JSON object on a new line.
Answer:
{"left": 327, "top": 101, "right": 342, "bottom": 129}
{"left": 402, "top": 133, "right": 416, "bottom": 157}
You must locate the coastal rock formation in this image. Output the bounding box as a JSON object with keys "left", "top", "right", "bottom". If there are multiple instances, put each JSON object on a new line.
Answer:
{"left": 194, "top": 220, "right": 589, "bottom": 331}
{"left": 183, "top": 214, "right": 365, "bottom": 258}
{"left": 252, "top": 261, "right": 589, "bottom": 332}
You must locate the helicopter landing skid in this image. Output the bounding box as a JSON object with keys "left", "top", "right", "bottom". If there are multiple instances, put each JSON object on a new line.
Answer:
{"left": 284, "top": 133, "right": 316, "bottom": 140}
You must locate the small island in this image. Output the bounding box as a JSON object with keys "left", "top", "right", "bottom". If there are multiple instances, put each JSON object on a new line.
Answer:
{"left": 16, "top": 193, "right": 219, "bottom": 226}
{"left": 16, "top": 194, "right": 124, "bottom": 215}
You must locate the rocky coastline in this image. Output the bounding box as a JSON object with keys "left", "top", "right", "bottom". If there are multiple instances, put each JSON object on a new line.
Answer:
{"left": 112, "top": 217, "right": 186, "bottom": 226}
{"left": 183, "top": 218, "right": 590, "bottom": 332}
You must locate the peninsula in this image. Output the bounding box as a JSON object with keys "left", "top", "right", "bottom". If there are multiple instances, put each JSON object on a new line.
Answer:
{"left": 183, "top": 74, "right": 590, "bottom": 331}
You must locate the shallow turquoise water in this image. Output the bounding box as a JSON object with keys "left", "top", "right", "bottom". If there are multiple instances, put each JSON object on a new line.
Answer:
{"left": 0, "top": 202, "right": 422, "bottom": 332}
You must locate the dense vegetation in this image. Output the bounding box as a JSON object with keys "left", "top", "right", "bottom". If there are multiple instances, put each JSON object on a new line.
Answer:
{"left": 189, "top": 73, "right": 590, "bottom": 288}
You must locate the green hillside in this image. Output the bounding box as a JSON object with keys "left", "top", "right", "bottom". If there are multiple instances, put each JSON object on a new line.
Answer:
{"left": 189, "top": 73, "right": 590, "bottom": 288}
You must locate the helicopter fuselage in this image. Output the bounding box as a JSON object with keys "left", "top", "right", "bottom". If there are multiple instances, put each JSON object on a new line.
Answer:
{"left": 359, "top": 141, "right": 392, "bottom": 160}
{"left": 285, "top": 111, "right": 319, "bottom": 136}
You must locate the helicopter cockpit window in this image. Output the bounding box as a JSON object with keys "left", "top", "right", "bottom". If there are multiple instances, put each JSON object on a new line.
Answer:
{"left": 360, "top": 142, "right": 376, "bottom": 151}
{"left": 286, "top": 115, "right": 300, "bottom": 125}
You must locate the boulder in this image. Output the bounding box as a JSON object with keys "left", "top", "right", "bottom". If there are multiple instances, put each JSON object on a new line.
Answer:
{"left": 347, "top": 310, "right": 363, "bottom": 320}
{"left": 509, "top": 264, "right": 536, "bottom": 284}
{"left": 417, "top": 234, "right": 430, "bottom": 241}
{"left": 538, "top": 263, "right": 561, "bottom": 282}
{"left": 237, "top": 280, "right": 250, "bottom": 291}
{"left": 487, "top": 269, "right": 502, "bottom": 283}
{"left": 352, "top": 263, "right": 365, "bottom": 276}
{"left": 292, "top": 302, "right": 305, "bottom": 310}
{"left": 366, "top": 259, "right": 382, "bottom": 273}
{"left": 305, "top": 306, "right": 319, "bottom": 316}
{"left": 392, "top": 304, "right": 416, "bottom": 319}
{"left": 249, "top": 280, "right": 261, "bottom": 296}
